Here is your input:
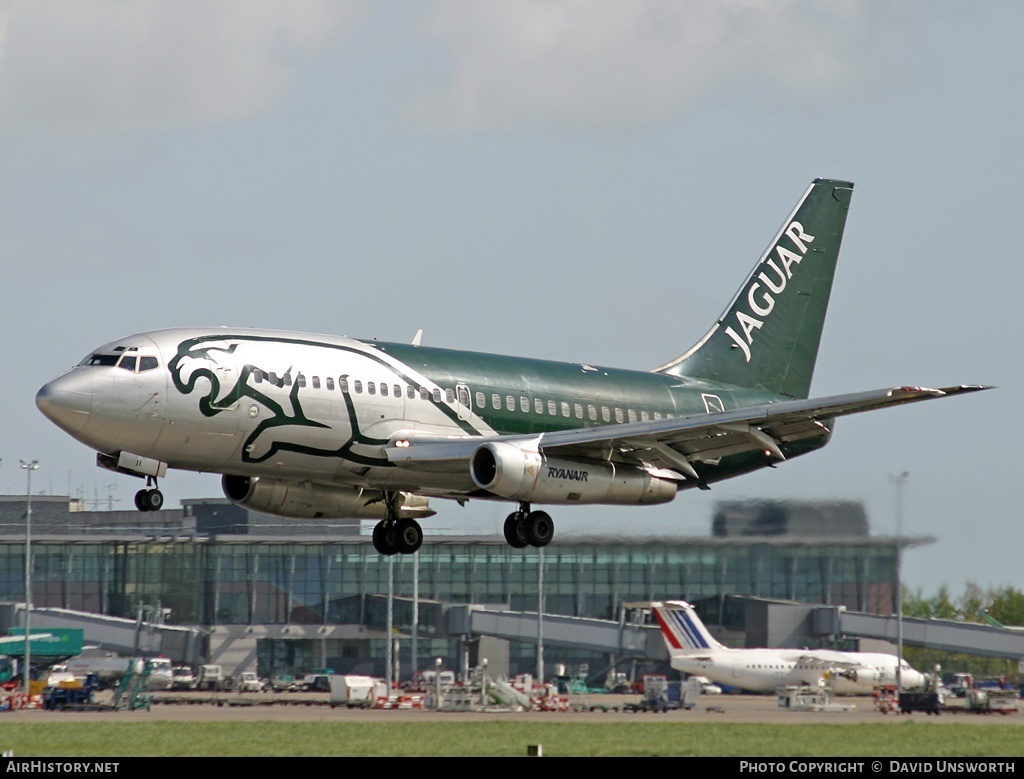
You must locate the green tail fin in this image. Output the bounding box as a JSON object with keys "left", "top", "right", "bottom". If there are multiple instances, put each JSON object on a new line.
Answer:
{"left": 655, "top": 178, "right": 854, "bottom": 399}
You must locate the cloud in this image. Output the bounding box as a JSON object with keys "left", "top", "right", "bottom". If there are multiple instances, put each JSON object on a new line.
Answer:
{"left": 0, "top": 0, "right": 366, "bottom": 135}
{"left": 409, "top": 0, "right": 924, "bottom": 132}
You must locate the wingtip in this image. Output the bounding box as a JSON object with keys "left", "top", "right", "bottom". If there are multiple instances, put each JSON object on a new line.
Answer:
{"left": 947, "top": 384, "right": 995, "bottom": 393}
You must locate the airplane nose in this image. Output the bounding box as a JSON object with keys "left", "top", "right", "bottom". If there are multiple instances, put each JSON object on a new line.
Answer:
{"left": 36, "top": 371, "right": 93, "bottom": 435}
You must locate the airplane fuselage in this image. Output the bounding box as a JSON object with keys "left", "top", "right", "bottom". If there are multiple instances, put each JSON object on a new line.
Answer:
{"left": 670, "top": 648, "right": 925, "bottom": 695}
{"left": 40, "top": 327, "right": 829, "bottom": 500}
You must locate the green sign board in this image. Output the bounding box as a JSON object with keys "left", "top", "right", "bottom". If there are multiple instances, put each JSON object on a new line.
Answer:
{"left": 4, "top": 628, "right": 84, "bottom": 657}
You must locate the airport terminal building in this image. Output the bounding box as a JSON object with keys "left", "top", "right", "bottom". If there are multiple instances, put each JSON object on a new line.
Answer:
{"left": 0, "top": 496, "right": 912, "bottom": 681}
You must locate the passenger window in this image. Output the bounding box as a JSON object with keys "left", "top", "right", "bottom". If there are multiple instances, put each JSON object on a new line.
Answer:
{"left": 641, "top": 411, "right": 649, "bottom": 422}
{"left": 380, "top": 383, "right": 389, "bottom": 397}
{"left": 628, "top": 410, "right": 636, "bottom": 423}
{"left": 312, "top": 376, "right": 321, "bottom": 389}
{"left": 654, "top": 412, "right": 662, "bottom": 420}
{"left": 602, "top": 407, "right": 610, "bottom": 422}
{"left": 118, "top": 355, "right": 137, "bottom": 372}
{"left": 561, "top": 402, "right": 570, "bottom": 417}
{"left": 296, "top": 374, "right": 306, "bottom": 388}
{"left": 269, "top": 372, "right": 278, "bottom": 384}
{"left": 548, "top": 400, "right": 556, "bottom": 415}
{"left": 574, "top": 403, "right": 583, "bottom": 419}
{"left": 520, "top": 397, "right": 529, "bottom": 413}
{"left": 446, "top": 388, "right": 455, "bottom": 404}
{"left": 492, "top": 394, "right": 501, "bottom": 410}
{"left": 432, "top": 389, "right": 441, "bottom": 403}
{"left": 354, "top": 380, "right": 363, "bottom": 394}
{"left": 407, "top": 386, "right": 416, "bottom": 399}
{"left": 139, "top": 356, "right": 158, "bottom": 372}
{"left": 283, "top": 373, "right": 292, "bottom": 386}
{"left": 534, "top": 399, "right": 544, "bottom": 414}
{"left": 476, "top": 392, "right": 486, "bottom": 408}
{"left": 615, "top": 408, "right": 624, "bottom": 423}
{"left": 588, "top": 405, "right": 597, "bottom": 421}
{"left": 395, "top": 385, "right": 402, "bottom": 398}
{"left": 253, "top": 370, "right": 263, "bottom": 384}
{"left": 368, "top": 382, "right": 376, "bottom": 395}
{"left": 506, "top": 395, "right": 515, "bottom": 411}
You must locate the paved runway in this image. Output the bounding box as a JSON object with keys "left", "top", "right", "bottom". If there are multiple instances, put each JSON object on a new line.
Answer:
{"left": 5, "top": 691, "right": 1020, "bottom": 725}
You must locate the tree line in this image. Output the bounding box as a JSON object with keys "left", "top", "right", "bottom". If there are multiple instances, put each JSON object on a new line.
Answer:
{"left": 902, "top": 583, "right": 1024, "bottom": 679}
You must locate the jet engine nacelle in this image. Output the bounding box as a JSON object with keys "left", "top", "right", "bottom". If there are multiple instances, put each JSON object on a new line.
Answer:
{"left": 222, "top": 475, "right": 434, "bottom": 520}
{"left": 469, "top": 441, "right": 678, "bottom": 505}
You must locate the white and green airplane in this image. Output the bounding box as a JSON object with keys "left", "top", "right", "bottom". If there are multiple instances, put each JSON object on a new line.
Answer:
{"left": 36, "top": 178, "right": 987, "bottom": 555}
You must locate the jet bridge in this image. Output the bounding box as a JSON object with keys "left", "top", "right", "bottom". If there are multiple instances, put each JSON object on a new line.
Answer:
{"left": 4, "top": 604, "right": 205, "bottom": 665}
{"left": 447, "top": 605, "right": 667, "bottom": 661}
{"left": 837, "top": 609, "right": 1024, "bottom": 661}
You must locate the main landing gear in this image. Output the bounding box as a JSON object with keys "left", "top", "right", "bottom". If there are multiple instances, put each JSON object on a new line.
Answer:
{"left": 371, "top": 492, "right": 424, "bottom": 556}
{"left": 134, "top": 477, "right": 164, "bottom": 512}
{"left": 369, "top": 496, "right": 553, "bottom": 555}
{"left": 503, "top": 503, "right": 554, "bottom": 549}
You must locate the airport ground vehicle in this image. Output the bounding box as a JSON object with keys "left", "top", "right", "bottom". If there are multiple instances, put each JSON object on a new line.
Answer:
{"left": 42, "top": 674, "right": 102, "bottom": 711}
{"left": 196, "top": 664, "right": 224, "bottom": 691}
{"left": 66, "top": 654, "right": 173, "bottom": 690}
{"left": 966, "top": 688, "right": 1018, "bottom": 715}
{"left": 300, "top": 673, "right": 332, "bottom": 692}
{"left": 270, "top": 674, "right": 300, "bottom": 692}
{"left": 329, "top": 675, "right": 387, "bottom": 708}
{"left": 625, "top": 675, "right": 701, "bottom": 712}
{"left": 236, "top": 671, "right": 266, "bottom": 692}
{"left": 898, "top": 691, "right": 944, "bottom": 715}
{"left": 413, "top": 670, "right": 456, "bottom": 689}
{"left": 171, "top": 666, "right": 196, "bottom": 690}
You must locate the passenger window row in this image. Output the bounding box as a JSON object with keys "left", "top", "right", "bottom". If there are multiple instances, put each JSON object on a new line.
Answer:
{"left": 249, "top": 369, "right": 669, "bottom": 423}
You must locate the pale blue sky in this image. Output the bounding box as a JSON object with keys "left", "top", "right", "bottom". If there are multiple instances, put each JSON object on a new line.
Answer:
{"left": 1, "top": 1, "right": 1018, "bottom": 595}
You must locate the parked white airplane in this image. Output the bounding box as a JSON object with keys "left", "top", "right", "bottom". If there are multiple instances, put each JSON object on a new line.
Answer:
{"left": 651, "top": 600, "right": 925, "bottom": 694}
{"left": 35, "top": 178, "right": 986, "bottom": 556}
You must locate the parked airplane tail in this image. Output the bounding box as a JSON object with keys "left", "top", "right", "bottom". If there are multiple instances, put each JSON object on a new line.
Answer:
{"left": 655, "top": 178, "right": 854, "bottom": 400}
{"left": 651, "top": 600, "right": 728, "bottom": 654}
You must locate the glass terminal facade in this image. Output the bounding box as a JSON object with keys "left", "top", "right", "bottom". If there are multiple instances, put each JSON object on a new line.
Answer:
{"left": 0, "top": 536, "right": 899, "bottom": 677}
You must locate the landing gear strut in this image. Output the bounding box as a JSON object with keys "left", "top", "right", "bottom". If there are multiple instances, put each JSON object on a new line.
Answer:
{"left": 134, "top": 477, "right": 164, "bottom": 512}
{"left": 503, "top": 503, "right": 554, "bottom": 549}
{"left": 371, "top": 492, "right": 424, "bottom": 556}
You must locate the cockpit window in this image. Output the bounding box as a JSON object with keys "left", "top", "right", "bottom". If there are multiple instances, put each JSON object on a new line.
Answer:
{"left": 82, "top": 347, "right": 158, "bottom": 371}
{"left": 84, "top": 354, "right": 119, "bottom": 366}
{"left": 101, "top": 354, "right": 159, "bottom": 373}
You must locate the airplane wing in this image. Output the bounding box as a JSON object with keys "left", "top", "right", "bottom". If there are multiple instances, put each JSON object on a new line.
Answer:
{"left": 794, "top": 654, "right": 865, "bottom": 671}
{"left": 385, "top": 385, "right": 989, "bottom": 482}
{"left": 793, "top": 652, "right": 878, "bottom": 682}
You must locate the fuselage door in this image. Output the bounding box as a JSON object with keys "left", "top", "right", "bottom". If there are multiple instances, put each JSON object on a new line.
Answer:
{"left": 456, "top": 383, "right": 472, "bottom": 422}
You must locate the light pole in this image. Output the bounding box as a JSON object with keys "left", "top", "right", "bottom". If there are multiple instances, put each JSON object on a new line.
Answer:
{"left": 20, "top": 459, "right": 39, "bottom": 695}
{"left": 890, "top": 471, "right": 909, "bottom": 695}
